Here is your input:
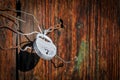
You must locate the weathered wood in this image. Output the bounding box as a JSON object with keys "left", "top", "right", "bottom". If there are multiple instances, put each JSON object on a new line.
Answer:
{"left": 16, "top": 0, "right": 119, "bottom": 80}
{"left": 0, "top": 0, "right": 16, "bottom": 80}
{"left": 19, "top": 0, "right": 120, "bottom": 80}
{"left": 0, "top": 0, "right": 119, "bottom": 80}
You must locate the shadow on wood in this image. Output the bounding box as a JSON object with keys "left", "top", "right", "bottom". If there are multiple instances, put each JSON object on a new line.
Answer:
{"left": 17, "top": 42, "right": 40, "bottom": 72}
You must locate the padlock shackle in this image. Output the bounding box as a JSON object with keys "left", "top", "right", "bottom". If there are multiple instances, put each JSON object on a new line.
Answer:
{"left": 36, "top": 33, "right": 53, "bottom": 43}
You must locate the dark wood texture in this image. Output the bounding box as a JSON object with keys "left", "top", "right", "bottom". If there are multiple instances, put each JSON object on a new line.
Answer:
{"left": 0, "top": 0, "right": 16, "bottom": 80}
{"left": 0, "top": 0, "right": 120, "bottom": 80}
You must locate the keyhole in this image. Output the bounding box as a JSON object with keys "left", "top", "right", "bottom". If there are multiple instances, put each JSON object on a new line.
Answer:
{"left": 45, "top": 49, "right": 49, "bottom": 54}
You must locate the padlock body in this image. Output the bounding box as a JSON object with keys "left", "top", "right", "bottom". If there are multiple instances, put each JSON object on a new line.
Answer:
{"left": 33, "top": 34, "right": 56, "bottom": 60}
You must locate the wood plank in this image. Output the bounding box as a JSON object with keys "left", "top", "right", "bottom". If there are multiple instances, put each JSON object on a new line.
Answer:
{"left": 4, "top": 0, "right": 119, "bottom": 80}
{"left": 0, "top": 0, "right": 16, "bottom": 80}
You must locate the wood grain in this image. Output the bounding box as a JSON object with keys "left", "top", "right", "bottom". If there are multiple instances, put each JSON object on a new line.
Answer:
{"left": 0, "top": 0, "right": 119, "bottom": 80}
{"left": 0, "top": 0, "right": 16, "bottom": 80}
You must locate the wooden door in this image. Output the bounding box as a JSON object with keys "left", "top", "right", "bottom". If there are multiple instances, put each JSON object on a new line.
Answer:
{"left": 0, "top": 0, "right": 120, "bottom": 80}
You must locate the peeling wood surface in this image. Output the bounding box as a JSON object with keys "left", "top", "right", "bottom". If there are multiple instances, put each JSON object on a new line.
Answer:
{"left": 0, "top": 0, "right": 120, "bottom": 80}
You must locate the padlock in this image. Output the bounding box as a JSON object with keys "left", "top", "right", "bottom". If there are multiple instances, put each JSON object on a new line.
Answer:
{"left": 33, "top": 33, "right": 56, "bottom": 60}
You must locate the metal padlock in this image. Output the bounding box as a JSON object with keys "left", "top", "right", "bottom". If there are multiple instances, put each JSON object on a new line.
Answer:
{"left": 33, "top": 33, "right": 56, "bottom": 60}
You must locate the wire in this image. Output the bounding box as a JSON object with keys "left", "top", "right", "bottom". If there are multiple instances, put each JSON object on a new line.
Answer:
{"left": 19, "top": 46, "right": 32, "bottom": 51}
{"left": 55, "top": 55, "right": 78, "bottom": 64}
{"left": 43, "top": 24, "right": 61, "bottom": 34}
{"left": 0, "top": 26, "right": 39, "bottom": 36}
{"left": 0, "top": 11, "right": 26, "bottom": 23}
{"left": 17, "top": 31, "right": 39, "bottom": 36}
{"left": 0, "top": 45, "right": 31, "bottom": 51}
{"left": 0, "top": 41, "right": 32, "bottom": 51}
{"left": 6, "top": 8, "right": 42, "bottom": 33}
{"left": 0, "top": 8, "right": 43, "bottom": 33}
